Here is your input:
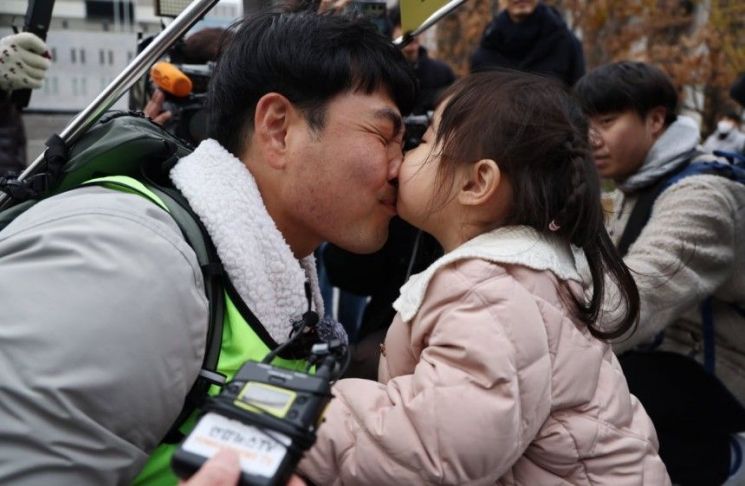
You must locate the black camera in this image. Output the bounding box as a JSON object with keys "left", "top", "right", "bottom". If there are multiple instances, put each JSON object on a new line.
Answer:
{"left": 158, "top": 63, "right": 212, "bottom": 146}
{"left": 403, "top": 113, "right": 432, "bottom": 151}
{"left": 172, "top": 337, "right": 347, "bottom": 486}
{"left": 130, "top": 34, "right": 214, "bottom": 146}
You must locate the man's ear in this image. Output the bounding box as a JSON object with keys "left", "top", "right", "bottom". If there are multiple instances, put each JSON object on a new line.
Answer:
{"left": 253, "top": 92, "right": 295, "bottom": 169}
{"left": 647, "top": 106, "right": 668, "bottom": 139}
{"left": 457, "top": 159, "right": 501, "bottom": 206}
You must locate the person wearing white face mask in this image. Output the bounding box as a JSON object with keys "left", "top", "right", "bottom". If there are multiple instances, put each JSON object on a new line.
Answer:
{"left": 703, "top": 111, "right": 745, "bottom": 155}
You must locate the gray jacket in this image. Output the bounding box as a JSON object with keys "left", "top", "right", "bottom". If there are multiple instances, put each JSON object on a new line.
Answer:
{"left": 0, "top": 186, "right": 208, "bottom": 484}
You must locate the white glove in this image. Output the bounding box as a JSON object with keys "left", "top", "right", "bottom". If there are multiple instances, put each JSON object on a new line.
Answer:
{"left": 0, "top": 32, "right": 51, "bottom": 91}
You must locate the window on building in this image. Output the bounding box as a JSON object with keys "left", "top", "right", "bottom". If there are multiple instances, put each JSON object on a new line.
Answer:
{"left": 85, "top": 0, "right": 135, "bottom": 24}
{"left": 70, "top": 48, "right": 76, "bottom": 64}
{"left": 80, "top": 49, "right": 86, "bottom": 65}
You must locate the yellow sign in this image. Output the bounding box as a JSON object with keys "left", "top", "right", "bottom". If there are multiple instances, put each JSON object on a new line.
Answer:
{"left": 400, "top": 0, "right": 450, "bottom": 34}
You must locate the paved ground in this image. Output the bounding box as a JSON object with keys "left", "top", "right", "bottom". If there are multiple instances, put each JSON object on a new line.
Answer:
{"left": 22, "top": 112, "right": 77, "bottom": 167}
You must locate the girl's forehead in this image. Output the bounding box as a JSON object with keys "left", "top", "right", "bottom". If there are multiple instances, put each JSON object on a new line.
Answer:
{"left": 432, "top": 98, "right": 449, "bottom": 128}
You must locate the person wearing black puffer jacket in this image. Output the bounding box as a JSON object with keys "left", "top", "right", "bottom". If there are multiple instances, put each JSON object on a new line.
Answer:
{"left": 389, "top": 5, "right": 455, "bottom": 115}
{"left": 470, "top": 0, "right": 584, "bottom": 87}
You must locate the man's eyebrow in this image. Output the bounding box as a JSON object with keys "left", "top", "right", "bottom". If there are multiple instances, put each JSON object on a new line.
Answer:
{"left": 373, "top": 107, "right": 403, "bottom": 136}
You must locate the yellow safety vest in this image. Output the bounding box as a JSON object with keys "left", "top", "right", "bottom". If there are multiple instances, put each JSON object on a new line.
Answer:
{"left": 87, "top": 176, "right": 310, "bottom": 486}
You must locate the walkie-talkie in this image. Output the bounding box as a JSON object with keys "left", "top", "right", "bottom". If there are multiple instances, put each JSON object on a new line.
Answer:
{"left": 172, "top": 338, "right": 346, "bottom": 486}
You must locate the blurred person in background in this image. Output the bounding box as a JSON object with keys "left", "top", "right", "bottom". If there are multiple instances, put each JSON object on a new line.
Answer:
{"left": 388, "top": 4, "right": 455, "bottom": 116}
{"left": 470, "top": 0, "right": 584, "bottom": 87}
{"left": 576, "top": 60, "right": 745, "bottom": 486}
{"left": 702, "top": 109, "right": 745, "bottom": 155}
{"left": 143, "top": 27, "right": 230, "bottom": 141}
{"left": 0, "top": 32, "right": 51, "bottom": 176}
{"left": 731, "top": 72, "right": 745, "bottom": 109}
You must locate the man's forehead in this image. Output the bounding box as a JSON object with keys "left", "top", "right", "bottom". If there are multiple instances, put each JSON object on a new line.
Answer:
{"left": 331, "top": 90, "right": 402, "bottom": 124}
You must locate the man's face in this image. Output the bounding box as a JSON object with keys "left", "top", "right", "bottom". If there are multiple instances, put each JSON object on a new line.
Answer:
{"left": 588, "top": 110, "right": 658, "bottom": 181}
{"left": 393, "top": 26, "right": 419, "bottom": 65}
{"left": 283, "top": 89, "right": 404, "bottom": 254}
{"left": 504, "top": 0, "right": 539, "bottom": 22}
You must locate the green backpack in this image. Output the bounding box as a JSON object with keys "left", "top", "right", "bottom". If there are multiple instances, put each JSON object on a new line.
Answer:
{"left": 0, "top": 111, "right": 225, "bottom": 443}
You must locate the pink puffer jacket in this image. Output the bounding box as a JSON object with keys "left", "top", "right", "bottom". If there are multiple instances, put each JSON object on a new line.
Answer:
{"left": 299, "top": 257, "right": 670, "bottom": 485}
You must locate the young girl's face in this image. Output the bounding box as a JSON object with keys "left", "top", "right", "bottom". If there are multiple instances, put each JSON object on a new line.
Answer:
{"left": 397, "top": 104, "right": 455, "bottom": 238}
{"left": 397, "top": 94, "right": 515, "bottom": 252}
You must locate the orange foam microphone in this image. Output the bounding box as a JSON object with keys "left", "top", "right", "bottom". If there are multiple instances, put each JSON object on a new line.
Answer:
{"left": 150, "top": 61, "right": 193, "bottom": 97}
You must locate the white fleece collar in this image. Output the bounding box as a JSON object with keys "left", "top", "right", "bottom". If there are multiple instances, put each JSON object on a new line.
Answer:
{"left": 170, "top": 139, "right": 324, "bottom": 343}
{"left": 393, "top": 226, "right": 588, "bottom": 322}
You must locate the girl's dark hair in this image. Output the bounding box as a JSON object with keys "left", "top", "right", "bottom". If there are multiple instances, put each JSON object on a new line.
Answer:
{"left": 433, "top": 70, "right": 639, "bottom": 339}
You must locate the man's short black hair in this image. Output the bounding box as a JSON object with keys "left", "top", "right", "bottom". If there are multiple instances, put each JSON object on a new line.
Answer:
{"left": 731, "top": 73, "right": 745, "bottom": 108}
{"left": 722, "top": 109, "right": 741, "bottom": 123}
{"left": 574, "top": 61, "right": 678, "bottom": 126}
{"left": 208, "top": 10, "right": 417, "bottom": 156}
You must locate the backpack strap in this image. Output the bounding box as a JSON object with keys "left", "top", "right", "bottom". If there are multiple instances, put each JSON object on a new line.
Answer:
{"left": 145, "top": 183, "right": 227, "bottom": 443}
{"left": 83, "top": 175, "right": 227, "bottom": 443}
{"left": 713, "top": 149, "right": 745, "bottom": 168}
{"left": 617, "top": 160, "right": 693, "bottom": 257}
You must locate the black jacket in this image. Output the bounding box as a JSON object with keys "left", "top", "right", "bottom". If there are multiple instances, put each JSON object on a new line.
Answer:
{"left": 470, "top": 3, "right": 585, "bottom": 87}
{"left": 731, "top": 72, "right": 745, "bottom": 108}
{"left": 0, "top": 93, "right": 27, "bottom": 176}
{"left": 411, "top": 47, "right": 456, "bottom": 115}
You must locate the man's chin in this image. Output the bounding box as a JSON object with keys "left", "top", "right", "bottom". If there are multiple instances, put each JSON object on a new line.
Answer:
{"left": 596, "top": 165, "right": 618, "bottom": 180}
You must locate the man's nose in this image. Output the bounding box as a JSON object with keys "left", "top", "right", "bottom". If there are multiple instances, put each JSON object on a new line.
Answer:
{"left": 388, "top": 150, "right": 403, "bottom": 181}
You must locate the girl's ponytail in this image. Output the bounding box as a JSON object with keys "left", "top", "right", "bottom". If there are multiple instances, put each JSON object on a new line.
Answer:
{"left": 551, "top": 134, "right": 639, "bottom": 340}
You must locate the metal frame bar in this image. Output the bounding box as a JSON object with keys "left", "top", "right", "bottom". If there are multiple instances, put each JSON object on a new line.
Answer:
{"left": 393, "top": 0, "right": 467, "bottom": 47}
{"left": 0, "top": 0, "right": 219, "bottom": 207}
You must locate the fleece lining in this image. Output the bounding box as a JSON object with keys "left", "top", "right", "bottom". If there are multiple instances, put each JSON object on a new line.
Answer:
{"left": 394, "top": 226, "right": 588, "bottom": 322}
{"left": 170, "top": 139, "right": 325, "bottom": 343}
